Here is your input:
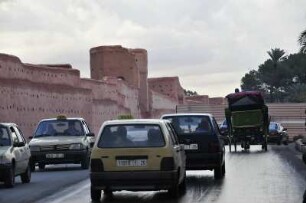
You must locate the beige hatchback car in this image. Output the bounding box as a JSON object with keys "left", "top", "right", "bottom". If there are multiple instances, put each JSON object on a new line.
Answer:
{"left": 90, "top": 119, "right": 186, "bottom": 201}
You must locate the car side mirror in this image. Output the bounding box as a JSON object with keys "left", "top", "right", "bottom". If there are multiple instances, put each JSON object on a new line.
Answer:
{"left": 86, "top": 132, "right": 95, "bottom": 137}
{"left": 283, "top": 128, "right": 287, "bottom": 131}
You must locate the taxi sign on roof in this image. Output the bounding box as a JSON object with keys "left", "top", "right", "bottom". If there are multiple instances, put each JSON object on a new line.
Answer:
{"left": 56, "top": 115, "right": 67, "bottom": 120}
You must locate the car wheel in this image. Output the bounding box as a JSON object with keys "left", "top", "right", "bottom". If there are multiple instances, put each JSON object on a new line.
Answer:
{"left": 38, "top": 163, "right": 45, "bottom": 170}
{"left": 21, "top": 164, "right": 31, "bottom": 183}
{"left": 222, "top": 162, "right": 226, "bottom": 176}
{"left": 214, "top": 165, "right": 223, "bottom": 180}
{"left": 4, "top": 165, "right": 15, "bottom": 188}
{"left": 179, "top": 171, "right": 187, "bottom": 194}
{"left": 103, "top": 188, "right": 113, "bottom": 197}
{"left": 91, "top": 185, "right": 101, "bottom": 202}
{"left": 168, "top": 171, "right": 180, "bottom": 197}
{"left": 30, "top": 160, "right": 36, "bottom": 172}
{"left": 81, "top": 151, "right": 90, "bottom": 169}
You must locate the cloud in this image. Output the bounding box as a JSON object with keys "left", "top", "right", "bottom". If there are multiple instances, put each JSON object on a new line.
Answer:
{"left": 0, "top": 0, "right": 306, "bottom": 96}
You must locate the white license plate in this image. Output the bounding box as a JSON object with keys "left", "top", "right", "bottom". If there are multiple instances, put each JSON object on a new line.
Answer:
{"left": 46, "top": 153, "right": 64, "bottom": 158}
{"left": 116, "top": 159, "right": 147, "bottom": 167}
{"left": 184, "top": 144, "right": 198, "bottom": 150}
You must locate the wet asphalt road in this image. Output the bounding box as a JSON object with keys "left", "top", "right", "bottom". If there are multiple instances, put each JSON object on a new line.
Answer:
{"left": 0, "top": 164, "right": 89, "bottom": 203}
{"left": 1, "top": 144, "right": 305, "bottom": 203}
{"left": 31, "top": 144, "right": 306, "bottom": 203}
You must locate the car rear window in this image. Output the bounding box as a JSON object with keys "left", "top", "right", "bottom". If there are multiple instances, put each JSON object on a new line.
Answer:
{"left": 98, "top": 124, "right": 165, "bottom": 148}
{"left": 162, "top": 116, "right": 212, "bottom": 135}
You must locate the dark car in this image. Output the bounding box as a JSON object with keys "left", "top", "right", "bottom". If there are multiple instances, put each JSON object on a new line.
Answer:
{"left": 161, "top": 113, "right": 225, "bottom": 179}
{"left": 268, "top": 122, "right": 288, "bottom": 145}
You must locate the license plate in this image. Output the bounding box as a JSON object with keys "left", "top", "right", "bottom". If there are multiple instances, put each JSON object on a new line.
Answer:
{"left": 116, "top": 159, "right": 147, "bottom": 167}
{"left": 184, "top": 144, "right": 198, "bottom": 150}
{"left": 46, "top": 153, "right": 64, "bottom": 158}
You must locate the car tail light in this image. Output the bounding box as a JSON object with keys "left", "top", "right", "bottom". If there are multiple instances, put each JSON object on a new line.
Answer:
{"left": 161, "top": 157, "right": 175, "bottom": 171}
{"left": 90, "top": 159, "right": 104, "bottom": 172}
{"left": 208, "top": 142, "right": 220, "bottom": 153}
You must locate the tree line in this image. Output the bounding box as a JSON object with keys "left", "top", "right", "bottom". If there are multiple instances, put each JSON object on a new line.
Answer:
{"left": 241, "top": 30, "right": 306, "bottom": 103}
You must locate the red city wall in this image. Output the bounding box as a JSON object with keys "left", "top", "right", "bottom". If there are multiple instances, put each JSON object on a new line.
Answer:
{"left": 0, "top": 53, "right": 141, "bottom": 137}
{"left": 0, "top": 46, "right": 181, "bottom": 138}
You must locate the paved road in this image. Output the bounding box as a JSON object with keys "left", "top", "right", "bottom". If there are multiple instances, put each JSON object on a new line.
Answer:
{"left": 0, "top": 164, "right": 89, "bottom": 203}
{"left": 34, "top": 144, "right": 306, "bottom": 203}
{"left": 1, "top": 145, "right": 305, "bottom": 203}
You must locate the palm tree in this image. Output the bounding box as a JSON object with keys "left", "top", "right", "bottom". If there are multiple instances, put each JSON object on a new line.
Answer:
{"left": 267, "top": 48, "right": 286, "bottom": 64}
{"left": 298, "top": 29, "right": 306, "bottom": 53}
{"left": 266, "top": 48, "right": 286, "bottom": 102}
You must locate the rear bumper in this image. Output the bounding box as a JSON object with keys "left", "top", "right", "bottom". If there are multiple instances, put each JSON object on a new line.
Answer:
{"left": 185, "top": 152, "right": 223, "bottom": 170}
{"left": 31, "top": 150, "right": 87, "bottom": 165}
{"left": 90, "top": 170, "right": 178, "bottom": 191}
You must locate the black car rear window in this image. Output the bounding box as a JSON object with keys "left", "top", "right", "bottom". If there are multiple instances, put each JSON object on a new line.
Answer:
{"left": 98, "top": 124, "right": 165, "bottom": 148}
{"left": 162, "top": 116, "right": 212, "bottom": 135}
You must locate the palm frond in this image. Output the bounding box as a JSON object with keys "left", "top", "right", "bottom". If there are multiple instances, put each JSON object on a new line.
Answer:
{"left": 298, "top": 30, "right": 306, "bottom": 44}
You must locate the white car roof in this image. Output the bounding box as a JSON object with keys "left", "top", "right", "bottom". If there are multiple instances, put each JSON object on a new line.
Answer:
{"left": 161, "top": 113, "right": 213, "bottom": 118}
{"left": 103, "top": 119, "right": 168, "bottom": 126}
{"left": 0, "top": 123, "right": 17, "bottom": 127}
{"left": 39, "top": 117, "right": 85, "bottom": 122}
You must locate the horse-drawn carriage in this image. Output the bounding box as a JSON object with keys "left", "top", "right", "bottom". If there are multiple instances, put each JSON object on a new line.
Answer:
{"left": 225, "top": 91, "right": 269, "bottom": 152}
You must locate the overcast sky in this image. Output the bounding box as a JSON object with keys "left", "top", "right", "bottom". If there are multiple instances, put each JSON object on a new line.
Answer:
{"left": 1, "top": 0, "right": 306, "bottom": 97}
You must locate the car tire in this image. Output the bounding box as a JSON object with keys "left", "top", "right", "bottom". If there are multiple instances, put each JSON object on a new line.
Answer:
{"left": 103, "top": 188, "right": 113, "bottom": 197}
{"left": 91, "top": 185, "right": 101, "bottom": 202}
{"left": 222, "top": 162, "right": 226, "bottom": 176}
{"left": 38, "top": 163, "right": 45, "bottom": 170}
{"left": 303, "top": 189, "right": 306, "bottom": 203}
{"left": 214, "top": 165, "right": 223, "bottom": 180}
{"left": 168, "top": 171, "right": 180, "bottom": 197}
{"left": 179, "top": 171, "right": 187, "bottom": 194}
{"left": 20, "top": 164, "right": 31, "bottom": 183}
{"left": 30, "top": 160, "right": 36, "bottom": 172}
{"left": 4, "top": 165, "right": 15, "bottom": 188}
{"left": 81, "top": 151, "right": 90, "bottom": 169}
